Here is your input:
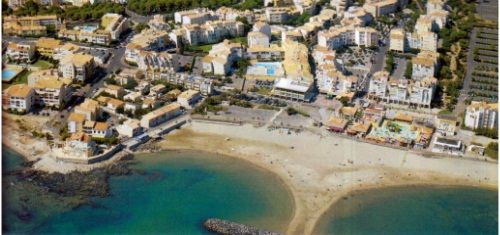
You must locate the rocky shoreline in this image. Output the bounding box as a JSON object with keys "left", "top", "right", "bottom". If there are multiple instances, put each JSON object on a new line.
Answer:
{"left": 2, "top": 153, "right": 141, "bottom": 232}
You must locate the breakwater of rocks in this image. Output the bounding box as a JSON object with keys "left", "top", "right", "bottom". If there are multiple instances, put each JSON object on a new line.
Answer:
{"left": 203, "top": 218, "right": 283, "bottom": 235}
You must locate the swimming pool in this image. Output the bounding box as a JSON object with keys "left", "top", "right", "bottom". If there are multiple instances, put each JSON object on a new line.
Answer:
{"left": 246, "top": 62, "right": 284, "bottom": 77}
{"left": 2, "top": 69, "right": 18, "bottom": 82}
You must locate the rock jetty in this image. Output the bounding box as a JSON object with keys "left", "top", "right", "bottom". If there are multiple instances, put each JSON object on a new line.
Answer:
{"left": 203, "top": 218, "right": 283, "bottom": 235}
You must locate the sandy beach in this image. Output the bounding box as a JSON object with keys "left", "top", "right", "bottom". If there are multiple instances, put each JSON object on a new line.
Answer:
{"left": 157, "top": 120, "right": 498, "bottom": 235}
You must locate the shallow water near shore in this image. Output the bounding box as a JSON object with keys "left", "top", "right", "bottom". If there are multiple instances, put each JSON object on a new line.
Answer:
{"left": 314, "top": 185, "right": 498, "bottom": 235}
{"left": 3, "top": 149, "right": 294, "bottom": 234}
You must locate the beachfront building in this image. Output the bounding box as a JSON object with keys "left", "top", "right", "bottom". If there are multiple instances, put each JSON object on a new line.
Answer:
{"left": 5, "top": 42, "right": 36, "bottom": 63}
{"left": 271, "top": 78, "right": 315, "bottom": 102}
{"left": 2, "top": 84, "right": 35, "bottom": 113}
{"left": 316, "top": 65, "right": 359, "bottom": 97}
{"left": 317, "top": 26, "right": 379, "bottom": 50}
{"left": 116, "top": 119, "right": 143, "bottom": 137}
{"left": 464, "top": 102, "right": 498, "bottom": 130}
{"left": 59, "top": 54, "right": 95, "bottom": 82}
{"left": 362, "top": 0, "right": 408, "bottom": 18}
{"left": 368, "top": 71, "right": 437, "bottom": 108}
{"left": 435, "top": 114, "right": 458, "bottom": 136}
{"left": 140, "top": 103, "right": 182, "bottom": 129}
{"left": 53, "top": 132, "right": 97, "bottom": 160}
{"left": 82, "top": 121, "right": 111, "bottom": 138}
{"left": 202, "top": 40, "right": 243, "bottom": 75}
{"left": 3, "top": 15, "right": 61, "bottom": 37}
{"left": 366, "top": 116, "right": 433, "bottom": 147}
{"left": 411, "top": 51, "right": 440, "bottom": 80}
{"left": 326, "top": 116, "right": 348, "bottom": 132}
{"left": 177, "top": 90, "right": 202, "bottom": 109}
{"left": 431, "top": 137, "right": 464, "bottom": 156}
{"left": 36, "top": 37, "right": 63, "bottom": 57}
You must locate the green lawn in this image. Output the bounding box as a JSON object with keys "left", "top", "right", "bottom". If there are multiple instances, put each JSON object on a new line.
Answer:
{"left": 33, "top": 59, "right": 54, "bottom": 69}
{"left": 230, "top": 37, "right": 248, "bottom": 46}
{"left": 3, "top": 70, "right": 31, "bottom": 90}
{"left": 186, "top": 44, "right": 214, "bottom": 53}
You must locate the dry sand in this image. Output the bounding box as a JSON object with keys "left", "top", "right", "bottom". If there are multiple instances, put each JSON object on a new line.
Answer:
{"left": 158, "top": 121, "right": 498, "bottom": 235}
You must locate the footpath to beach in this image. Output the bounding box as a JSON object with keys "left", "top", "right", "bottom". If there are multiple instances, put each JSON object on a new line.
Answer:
{"left": 159, "top": 121, "right": 498, "bottom": 235}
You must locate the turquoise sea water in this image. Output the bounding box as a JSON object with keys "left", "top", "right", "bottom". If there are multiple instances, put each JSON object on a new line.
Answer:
{"left": 4, "top": 149, "right": 294, "bottom": 234}
{"left": 2, "top": 147, "right": 24, "bottom": 172}
{"left": 314, "top": 185, "right": 498, "bottom": 235}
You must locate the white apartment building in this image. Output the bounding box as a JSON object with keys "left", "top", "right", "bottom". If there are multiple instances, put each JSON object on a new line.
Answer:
{"left": 126, "top": 29, "right": 170, "bottom": 61}
{"left": 6, "top": 42, "right": 36, "bottom": 62}
{"left": 342, "top": 6, "right": 372, "bottom": 26}
{"left": 32, "top": 76, "right": 67, "bottom": 108}
{"left": 202, "top": 40, "right": 243, "bottom": 75}
{"left": 177, "top": 90, "right": 202, "bottom": 109}
{"left": 389, "top": 28, "right": 438, "bottom": 52}
{"left": 316, "top": 65, "right": 359, "bottom": 96}
{"left": 116, "top": 119, "right": 143, "bottom": 137}
{"left": 248, "top": 31, "right": 270, "bottom": 48}
{"left": 2, "top": 84, "right": 35, "bottom": 113}
{"left": 252, "top": 22, "right": 272, "bottom": 37}
{"left": 368, "top": 71, "right": 436, "bottom": 107}
{"left": 412, "top": 51, "right": 439, "bottom": 80}
{"left": 59, "top": 54, "right": 95, "bottom": 82}
{"left": 464, "top": 102, "right": 498, "bottom": 130}
{"left": 175, "top": 20, "right": 245, "bottom": 46}
{"left": 318, "top": 26, "right": 379, "bottom": 49}
{"left": 101, "top": 13, "right": 129, "bottom": 40}
{"left": 363, "top": 0, "right": 408, "bottom": 17}
{"left": 174, "top": 8, "right": 216, "bottom": 25}
{"left": 265, "top": 7, "right": 298, "bottom": 24}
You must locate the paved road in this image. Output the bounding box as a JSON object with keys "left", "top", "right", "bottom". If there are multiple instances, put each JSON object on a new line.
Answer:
{"left": 370, "top": 40, "right": 389, "bottom": 74}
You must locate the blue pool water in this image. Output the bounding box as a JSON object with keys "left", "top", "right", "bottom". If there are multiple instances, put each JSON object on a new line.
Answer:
{"left": 255, "top": 62, "right": 282, "bottom": 76}
{"left": 2, "top": 69, "right": 17, "bottom": 82}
